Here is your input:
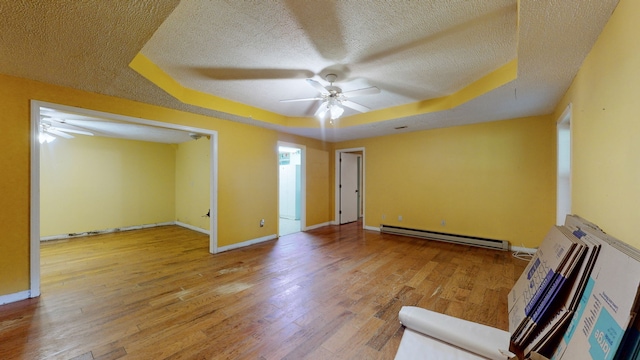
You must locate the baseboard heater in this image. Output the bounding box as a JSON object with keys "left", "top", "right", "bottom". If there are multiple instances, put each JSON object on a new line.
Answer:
{"left": 380, "top": 225, "right": 509, "bottom": 251}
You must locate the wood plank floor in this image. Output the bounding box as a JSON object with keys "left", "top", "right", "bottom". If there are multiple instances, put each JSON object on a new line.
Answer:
{"left": 0, "top": 222, "right": 527, "bottom": 359}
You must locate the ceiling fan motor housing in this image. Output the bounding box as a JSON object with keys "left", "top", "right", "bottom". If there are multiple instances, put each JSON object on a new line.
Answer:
{"left": 325, "top": 73, "right": 338, "bottom": 83}
{"left": 325, "top": 86, "right": 342, "bottom": 95}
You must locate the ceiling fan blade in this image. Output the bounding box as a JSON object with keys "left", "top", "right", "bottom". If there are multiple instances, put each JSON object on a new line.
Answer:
{"left": 45, "top": 120, "right": 95, "bottom": 136}
{"left": 306, "top": 79, "right": 330, "bottom": 95}
{"left": 52, "top": 127, "right": 94, "bottom": 136}
{"left": 284, "top": 1, "right": 346, "bottom": 62}
{"left": 45, "top": 128, "right": 74, "bottom": 139}
{"left": 280, "top": 97, "right": 324, "bottom": 103}
{"left": 191, "top": 67, "right": 314, "bottom": 80}
{"left": 314, "top": 101, "right": 329, "bottom": 117}
{"left": 342, "top": 86, "right": 380, "bottom": 97}
{"left": 341, "top": 100, "right": 371, "bottom": 113}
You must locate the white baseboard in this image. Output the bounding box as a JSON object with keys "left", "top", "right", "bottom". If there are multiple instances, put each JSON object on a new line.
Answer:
{"left": 175, "top": 221, "right": 210, "bottom": 235}
{"left": 40, "top": 222, "right": 175, "bottom": 241}
{"left": 0, "top": 290, "right": 32, "bottom": 305}
{"left": 303, "top": 222, "right": 331, "bottom": 231}
{"left": 510, "top": 245, "right": 537, "bottom": 254}
{"left": 322, "top": 221, "right": 378, "bottom": 231}
{"left": 217, "top": 234, "right": 277, "bottom": 253}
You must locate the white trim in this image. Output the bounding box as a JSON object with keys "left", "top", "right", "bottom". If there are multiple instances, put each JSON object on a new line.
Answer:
{"left": 277, "top": 141, "right": 306, "bottom": 237}
{"left": 556, "top": 103, "right": 572, "bottom": 226}
{"left": 39, "top": 219, "right": 210, "bottom": 242}
{"left": 30, "top": 101, "right": 41, "bottom": 297}
{"left": 175, "top": 221, "right": 210, "bottom": 235}
{"left": 304, "top": 222, "right": 331, "bottom": 231}
{"left": 364, "top": 225, "right": 380, "bottom": 232}
{"left": 0, "top": 290, "right": 31, "bottom": 306}
{"left": 30, "top": 100, "right": 220, "bottom": 298}
{"left": 335, "top": 147, "right": 366, "bottom": 229}
{"left": 40, "top": 222, "right": 176, "bottom": 241}
{"left": 510, "top": 245, "right": 538, "bottom": 254}
{"left": 209, "top": 131, "right": 219, "bottom": 254}
{"left": 36, "top": 102, "right": 218, "bottom": 136}
{"left": 216, "top": 234, "right": 277, "bottom": 253}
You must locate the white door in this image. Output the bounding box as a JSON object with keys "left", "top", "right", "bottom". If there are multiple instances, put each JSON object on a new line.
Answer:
{"left": 340, "top": 153, "right": 359, "bottom": 224}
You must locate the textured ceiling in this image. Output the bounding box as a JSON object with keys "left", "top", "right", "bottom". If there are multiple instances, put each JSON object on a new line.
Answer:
{"left": 0, "top": 0, "right": 620, "bottom": 143}
{"left": 142, "top": 0, "right": 517, "bottom": 116}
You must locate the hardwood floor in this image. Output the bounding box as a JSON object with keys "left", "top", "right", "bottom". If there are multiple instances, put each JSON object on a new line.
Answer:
{"left": 0, "top": 222, "right": 527, "bottom": 359}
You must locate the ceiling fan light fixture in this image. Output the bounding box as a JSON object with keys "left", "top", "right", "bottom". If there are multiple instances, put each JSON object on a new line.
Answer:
{"left": 39, "top": 131, "right": 56, "bottom": 144}
{"left": 330, "top": 104, "right": 344, "bottom": 120}
{"left": 316, "top": 105, "right": 329, "bottom": 120}
{"left": 285, "top": 74, "right": 377, "bottom": 121}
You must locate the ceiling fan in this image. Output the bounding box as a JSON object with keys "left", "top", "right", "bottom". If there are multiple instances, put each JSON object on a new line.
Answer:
{"left": 280, "top": 74, "right": 380, "bottom": 120}
{"left": 39, "top": 117, "right": 94, "bottom": 143}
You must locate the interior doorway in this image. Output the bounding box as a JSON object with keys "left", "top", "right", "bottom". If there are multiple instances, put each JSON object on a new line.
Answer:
{"left": 278, "top": 142, "right": 305, "bottom": 236}
{"left": 335, "top": 148, "right": 365, "bottom": 227}
{"left": 30, "top": 100, "right": 218, "bottom": 298}
{"left": 339, "top": 152, "right": 359, "bottom": 224}
{"left": 557, "top": 104, "right": 572, "bottom": 225}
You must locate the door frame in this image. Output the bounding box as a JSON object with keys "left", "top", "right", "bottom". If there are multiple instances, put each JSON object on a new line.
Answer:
{"left": 30, "top": 100, "right": 219, "bottom": 298}
{"left": 277, "top": 141, "right": 306, "bottom": 234}
{"left": 334, "top": 147, "right": 365, "bottom": 228}
{"left": 556, "top": 103, "right": 572, "bottom": 225}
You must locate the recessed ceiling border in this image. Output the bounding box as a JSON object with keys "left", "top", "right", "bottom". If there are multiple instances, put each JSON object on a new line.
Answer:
{"left": 131, "top": 54, "right": 518, "bottom": 131}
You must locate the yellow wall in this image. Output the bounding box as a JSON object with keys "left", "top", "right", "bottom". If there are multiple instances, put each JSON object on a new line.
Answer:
{"left": 305, "top": 147, "right": 331, "bottom": 226}
{"left": 335, "top": 116, "right": 557, "bottom": 248}
{"left": 11, "top": 0, "right": 639, "bottom": 294}
{"left": 552, "top": 0, "right": 640, "bottom": 248}
{"left": 175, "top": 137, "right": 211, "bottom": 231}
{"left": 40, "top": 135, "right": 176, "bottom": 236}
{"left": 0, "top": 74, "right": 332, "bottom": 296}
{"left": 0, "top": 76, "right": 30, "bottom": 295}
{"left": 216, "top": 122, "right": 278, "bottom": 244}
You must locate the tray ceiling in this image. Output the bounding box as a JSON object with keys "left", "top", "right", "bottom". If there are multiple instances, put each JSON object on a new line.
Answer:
{"left": 0, "top": 0, "right": 620, "bottom": 142}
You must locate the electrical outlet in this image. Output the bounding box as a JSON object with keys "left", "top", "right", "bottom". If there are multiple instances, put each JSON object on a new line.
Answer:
{"left": 441, "top": 219, "right": 446, "bottom": 226}
{"left": 382, "top": 214, "right": 386, "bottom": 220}
{"left": 398, "top": 215, "right": 403, "bottom": 222}
{"left": 260, "top": 219, "right": 265, "bottom": 227}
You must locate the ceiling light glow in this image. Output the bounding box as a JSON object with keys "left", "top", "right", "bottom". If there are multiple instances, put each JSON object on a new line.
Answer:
{"left": 330, "top": 104, "right": 344, "bottom": 120}
{"left": 39, "top": 132, "right": 56, "bottom": 144}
